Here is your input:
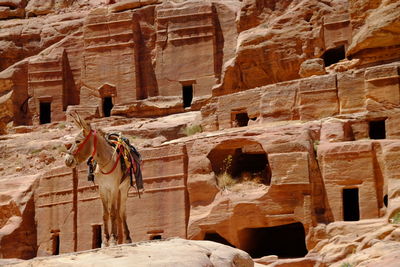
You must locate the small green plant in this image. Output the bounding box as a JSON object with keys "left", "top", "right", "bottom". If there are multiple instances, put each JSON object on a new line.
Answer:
{"left": 57, "top": 122, "right": 66, "bottom": 130}
{"left": 390, "top": 210, "right": 400, "bottom": 224}
{"left": 221, "top": 155, "right": 232, "bottom": 173}
{"left": 340, "top": 263, "right": 353, "bottom": 267}
{"left": 30, "top": 148, "right": 43, "bottom": 155}
{"left": 313, "top": 140, "right": 320, "bottom": 153}
{"left": 216, "top": 172, "right": 237, "bottom": 189}
{"left": 182, "top": 125, "right": 202, "bottom": 136}
{"left": 216, "top": 155, "right": 235, "bottom": 189}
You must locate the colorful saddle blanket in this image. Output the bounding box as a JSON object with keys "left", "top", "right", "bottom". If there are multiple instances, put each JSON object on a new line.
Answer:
{"left": 87, "top": 132, "right": 144, "bottom": 196}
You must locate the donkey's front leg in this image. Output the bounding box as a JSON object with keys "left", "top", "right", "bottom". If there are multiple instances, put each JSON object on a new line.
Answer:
{"left": 109, "top": 192, "right": 119, "bottom": 246}
{"left": 101, "top": 195, "right": 110, "bottom": 248}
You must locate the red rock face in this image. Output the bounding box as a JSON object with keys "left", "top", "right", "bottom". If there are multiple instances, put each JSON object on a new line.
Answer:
{"left": 82, "top": 9, "right": 141, "bottom": 105}
{"left": 34, "top": 145, "right": 188, "bottom": 255}
{"left": 155, "top": 1, "right": 218, "bottom": 96}
{"left": 215, "top": 0, "right": 341, "bottom": 95}
{"left": 0, "top": 0, "right": 241, "bottom": 126}
{"left": 0, "top": 0, "right": 400, "bottom": 265}
{"left": 204, "top": 61, "right": 400, "bottom": 131}
{"left": 348, "top": 0, "right": 400, "bottom": 65}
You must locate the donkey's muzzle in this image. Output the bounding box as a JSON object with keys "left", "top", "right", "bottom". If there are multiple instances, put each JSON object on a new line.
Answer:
{"left": 64, "top": 154, "right": 76, "bottom": 168}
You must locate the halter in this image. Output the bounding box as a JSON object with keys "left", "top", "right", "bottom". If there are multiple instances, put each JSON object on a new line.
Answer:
{"left": 72, "top": 129, "right": 121, "bottom": 175}
{"left": 72, "top": 130, "right": 97, "bottom": 158}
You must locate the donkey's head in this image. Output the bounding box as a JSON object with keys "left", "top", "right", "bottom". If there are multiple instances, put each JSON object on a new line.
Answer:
{"left": 64, "top": 112, "right": 96, "bottom": 168}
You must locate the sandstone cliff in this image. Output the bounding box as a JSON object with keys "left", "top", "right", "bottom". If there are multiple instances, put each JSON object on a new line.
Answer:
{"left": 0, "top": 0, "right": 399, "bottom": 266}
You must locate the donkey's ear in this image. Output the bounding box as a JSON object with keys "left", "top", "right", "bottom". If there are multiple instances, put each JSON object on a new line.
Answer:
{"left": 70, "top": 112, "right": 82, "bottom": 129}
{"left": 76, "top": 113, "right": 91, "bottom": 134}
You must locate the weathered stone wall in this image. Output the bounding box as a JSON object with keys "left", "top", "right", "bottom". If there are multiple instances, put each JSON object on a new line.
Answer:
{"left": 128, "top": 144, "right": 188, "bottom": 241}
{"left": 186, "top": 131, "right": 315, "bottom": 248}
{"left": 347, "top": 0, "right": 400, "bottom": 66}
{"left": 323, "top": 13, "right": 351, "bottom": 51}
{"left": 81, "top": 9, "right": 141, "bottom": 106}
{"left": 35, "top": 166, "right": 77, "bottom": 256}
{"left": 1, "top": 0, "right": 398, "bottom": 128}
{"left": 0, "top": 0, "right": 400, "bottom": 264}
{"left": 16, "top": 112, "right": 400, "bottom": 259}
{"left": 0, "top": 174, "right": 38, "bottom": 259}
{"left": 202, "top": 62, "right": 400, "bottom": 131}
{"left": 28, "top": 50, "right": 71, "bottom": 124}
{"left": 0, "top": 0, "right": 241, "bottom": 126}
{"left": 35, "top": 144, "right": 188, "bottom": 253}
{"left": 318, "top": 142, "right": 381, "bottom": 221}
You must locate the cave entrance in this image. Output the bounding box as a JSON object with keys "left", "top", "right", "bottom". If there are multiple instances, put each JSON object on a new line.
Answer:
{"left": 322, "top": 45, "right": 346, "bottom": 67}
{"left": 92, "top": 225, "right": 102, "bottom": 249}
{"left": 343, "top": 188, "right": 360, "bottom": 221}
{"left": 51, "top": 233, "right": 60, "bottom": 255}
{"left": 102, "top": 97, "right": 113, "bottom": 117}
{"left": 204, "top": 232, "right": 235, "bottom": 247}
{"left": 369, "top": 119, "right": 386, "bottom": 139}
{"left": 238, "top": 223, "right": 308, "bottom": 258}
{"left": 208, "top": 141, "right": 271, "bottom": 186}
{"left": 231, "top": 148, "right": 271, "bottom": 185}
{"left": 182, "top": 84, "right": 193, "bottom": 108}
{"left": 39, "top": 102, "right": 51, "bottom": 124}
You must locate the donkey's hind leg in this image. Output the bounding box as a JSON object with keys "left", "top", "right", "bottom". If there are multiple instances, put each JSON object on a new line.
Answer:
{"left": 119, "top": 181, "right": 131, "bottom": 243}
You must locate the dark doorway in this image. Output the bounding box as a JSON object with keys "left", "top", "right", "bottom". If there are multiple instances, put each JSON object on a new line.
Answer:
{"left": 103, "top": 97, "right": 113, "bottom": 117}
{"left": 204, "top": 232, "right": 235, "bottom": 247}
{"left": 92, "top": 225, "right": 102, "bottom": 249}
{"left": 369, "top": 120, "right": 386, "bottom": 139}
{"left": 39, "top": 102, "right": 51, "bottom": 124}
{"left": 234, "top": 112, "right": 250, "bottom": 127}
{"left": 322, "top": 45, "right": 346, "bottom": 67}
{"left": 52, "top": 234, "right": 60, "bottom": 255}
{"left": 150, "top": 234, "right": 162, "bottom": 240}
{"left": 238, "top": 223, "right": 308, "bottom": 258}
{"left": 343, "top": 188, "right": 360, "bottom": 221}
{"left": 384, "top": 194, "right": 388, "bottom": 208}
{"left": 182, "top": 85, "right": 193, "bottom": 108}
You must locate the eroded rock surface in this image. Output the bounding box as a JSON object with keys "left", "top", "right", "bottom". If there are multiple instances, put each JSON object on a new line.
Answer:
{"left": 4, "top": 238, "right": 254, "bottom": 267}
{"left": 0, "top": 0, "right": 399, "bottom": 266}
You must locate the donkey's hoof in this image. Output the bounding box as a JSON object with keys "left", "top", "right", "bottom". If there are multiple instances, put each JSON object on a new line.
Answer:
{"left": 101, "top": 241, "right": 108, "bottom": 248}
{"left": 124, "top": 238, "right": 132, "bottom": 244}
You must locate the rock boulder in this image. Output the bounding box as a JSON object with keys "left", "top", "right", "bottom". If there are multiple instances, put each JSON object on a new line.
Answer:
{"left": 5, "top": 238, "right": 254, "bottom": 267}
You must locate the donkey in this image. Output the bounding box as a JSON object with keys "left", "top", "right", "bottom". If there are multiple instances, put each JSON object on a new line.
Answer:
{"left": 64, "top": 113, "right": 132, "bottom": 246}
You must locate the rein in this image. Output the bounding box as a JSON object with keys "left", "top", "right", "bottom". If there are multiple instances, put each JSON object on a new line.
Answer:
{"left": 100, "top": 144, "right": 122, "bottom": 175}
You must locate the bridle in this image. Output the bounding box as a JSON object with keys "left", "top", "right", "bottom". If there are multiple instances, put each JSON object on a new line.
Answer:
{"left": 70, "top": 129, "right": 121, "bottom": 175}
{"left": 72, "top": 129, "right": 97, "bottom": 158}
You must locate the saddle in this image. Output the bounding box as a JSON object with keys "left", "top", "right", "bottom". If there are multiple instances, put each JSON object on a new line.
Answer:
{"left": 87, "top": 132, "right": 144, "bottom": 197}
